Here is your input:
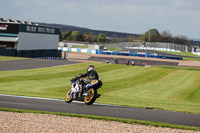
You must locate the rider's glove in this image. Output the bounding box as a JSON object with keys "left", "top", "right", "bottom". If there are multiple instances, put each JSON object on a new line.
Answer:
{"left": 71, "top": 77, "right": 76, "bottom": 82}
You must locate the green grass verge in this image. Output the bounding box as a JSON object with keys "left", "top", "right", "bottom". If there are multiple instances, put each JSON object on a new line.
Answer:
{"left": 157, "top": 51, "right": 200, "bottom": 61}
{"left": 0, "top": 62, "right": 200, "bottom": 114}
{"left": 0, "top": 56, "right": 24, "bottom": 60}
{"left": 183, "top": 57, "right": 200, "bottom": 61}
{"left": 158, "top": 51, "right": 200, "bottom": 57}
{"left": 71, "top": 45, "right": 88, "bottom": 48}
{"left": 106, "top": 46, "right": 120, "bottom": 51}
{"left": 1, "top": 107, "right": 199, "bottom": 131}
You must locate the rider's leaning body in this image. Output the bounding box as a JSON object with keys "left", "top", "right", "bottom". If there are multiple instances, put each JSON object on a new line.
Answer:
{"left": 76, "top": 65, "right": 99, "bottom": 92}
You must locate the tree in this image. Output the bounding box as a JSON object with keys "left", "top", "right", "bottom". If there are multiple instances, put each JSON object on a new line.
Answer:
{"left": 60, "top": 30, "right": 108, "bottom": 44}
{"left": 173, "top": 35, "right": 188, "bottom": 44}
{"left": 91, "top": 35, "right": 98, "bottom": 43}
{"left": 61, "top": 30, "right": 71, "bottom": 40}
{"left": 141, "top": 29, "right": 161, "bottom": 42}
{"left": 68, "top": 31, "right": 82, "bottom": 41}
{"left": 160, "top": 31, "right": 173, "bottom": 43}
{"left": 97, "top": 33, "right": 107, "bottom": 44}
{"left": 83, "top": 32, "right": 92, "bottom": 43}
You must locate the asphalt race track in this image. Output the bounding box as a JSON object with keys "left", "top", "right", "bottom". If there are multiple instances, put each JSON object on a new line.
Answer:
{"left": 0, "top": 59, "right": 79, "bottom": 71}
{"left": 88, "top": 56, "right": 179, "bottom": 66}
{"left": 0, "top": 95, "right": 200, "bottom": 127}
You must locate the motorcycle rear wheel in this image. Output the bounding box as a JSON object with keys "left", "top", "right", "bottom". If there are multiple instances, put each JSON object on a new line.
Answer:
{"left": 65, "top": 88, "right": 73, "bottom": 103}
{"left": 84, "top": 88, "right": 97, "bottom": 105}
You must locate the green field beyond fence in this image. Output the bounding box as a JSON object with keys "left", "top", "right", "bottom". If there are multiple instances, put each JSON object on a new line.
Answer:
{"left": 158, "top": 51, "right": 200, "bottom": 61}
{"left": 0, "top": 56, "right": 24, "bottom": 60}
{"left": 0, "top": 62, "right": 200, "bottom": 114}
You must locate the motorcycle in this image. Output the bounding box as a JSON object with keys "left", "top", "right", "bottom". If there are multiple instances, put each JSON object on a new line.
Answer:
{"left": 65, "top": 75, "right": 103, "bottom": 105}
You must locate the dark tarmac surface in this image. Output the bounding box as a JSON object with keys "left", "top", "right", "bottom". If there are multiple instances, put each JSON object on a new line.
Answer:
{"left": 89, "top": 56, "right": 179, "bottom": 66}
{"left": 0, "top": 56, "right": 178, "bottom": 72}
{"left": 129, "top": 49, "right": 200, "bottom": 59}
{"left": 0, "top": 95, "right": 200, "bottom": 127}
{"left": 0, "top": 59, "right": 79, "bottom": 71}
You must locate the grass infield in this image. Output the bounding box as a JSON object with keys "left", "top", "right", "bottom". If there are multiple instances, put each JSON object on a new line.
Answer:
{"left": 0, "top": 62, "right": 200, "bottom": 114}
{"left": 0, "top": 56, "right": 24, "bottom": 60}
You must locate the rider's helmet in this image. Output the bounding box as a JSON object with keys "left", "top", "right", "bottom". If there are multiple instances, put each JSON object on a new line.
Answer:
{"left": 87, "top": 65, "right": 95, "bottom": 72}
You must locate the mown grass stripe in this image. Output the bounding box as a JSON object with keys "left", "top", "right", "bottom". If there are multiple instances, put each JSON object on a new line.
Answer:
{"left": 0, "top": 62, "right": 200, "bottom": 114}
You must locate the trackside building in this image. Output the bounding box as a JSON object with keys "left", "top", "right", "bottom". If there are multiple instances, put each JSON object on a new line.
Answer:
{"left": 0, "top": 19, "right": 61, "bottom": 58}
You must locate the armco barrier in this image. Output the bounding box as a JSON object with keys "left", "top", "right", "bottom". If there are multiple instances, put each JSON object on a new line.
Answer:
{"left": 127, "top": 47, "right": 181, "bottom": 52}
{"left": 59, "top": 47, "right": 96, "bottom": 54}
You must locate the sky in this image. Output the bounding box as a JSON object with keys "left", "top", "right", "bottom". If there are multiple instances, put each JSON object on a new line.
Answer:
{"left": 1, "top": 0, "right": 200, "bottom": 39}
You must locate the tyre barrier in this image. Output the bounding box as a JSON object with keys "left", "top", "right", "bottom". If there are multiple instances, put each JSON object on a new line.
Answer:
{"left": 35, "top": 57, "right": 68, "bottom": 60}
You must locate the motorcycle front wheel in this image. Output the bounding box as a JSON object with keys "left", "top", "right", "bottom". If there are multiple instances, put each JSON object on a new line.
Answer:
{"left": 65, "top": 88, "right": 73, "bottom": 103}
{"left": 84, "top": 88, "right": 97, "bottom": 105}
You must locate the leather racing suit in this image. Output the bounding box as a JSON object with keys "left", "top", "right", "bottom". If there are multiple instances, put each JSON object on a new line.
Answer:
{"left": 77, "top": 68, "right": 99, "bottom": 92}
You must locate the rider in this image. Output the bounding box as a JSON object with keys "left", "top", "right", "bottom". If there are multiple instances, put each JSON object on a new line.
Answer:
{"left": 76, "top": 65, "right": 99, "bottom": 93}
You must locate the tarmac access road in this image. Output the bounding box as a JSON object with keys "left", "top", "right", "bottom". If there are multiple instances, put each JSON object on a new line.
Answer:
{"left": 0, "top": 95, "right": 200, "bottom": 127}
{"left": 68, "top": 52, "right": 200, "bottom": 67}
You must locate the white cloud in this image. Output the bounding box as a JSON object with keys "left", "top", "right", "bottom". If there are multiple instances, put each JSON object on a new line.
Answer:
{"left": 10, "top": 0, "right": 46, "bottom": 6}
{"left": 174, "top": 0, "right": 200, "bottom": 10}
{"left": 48, "top": 1, "right": 81, "bottom": 14}
{"left": 11, "top": 0, "right": 24, "bottom": 6}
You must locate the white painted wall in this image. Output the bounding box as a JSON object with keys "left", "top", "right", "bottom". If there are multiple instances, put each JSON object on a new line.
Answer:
{"left": 17, "top": 32, "right": 59, "bottom": 50}
{"left": 192, "top": 52, "right": 200, "bottom": 56}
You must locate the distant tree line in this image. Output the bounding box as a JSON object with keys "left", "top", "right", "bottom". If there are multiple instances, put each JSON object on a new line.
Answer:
{"left": 140, "top": 29, "right": 189, "bottom": 45}
{"left": 37, "top": 22, "right": 139, "bottom": 38}
{"left": 39, "top": 22, "right": 200, "bottom": 46}
{"left": 61, "top": 30, "right": 107, "bottom": 44}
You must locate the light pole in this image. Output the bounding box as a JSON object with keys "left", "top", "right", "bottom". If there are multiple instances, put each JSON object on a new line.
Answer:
{"left": 147, "top": 30, "right": 151, "bottom": 53}
{"left": 148, "top": 30, "right": 151, "bottom": 43}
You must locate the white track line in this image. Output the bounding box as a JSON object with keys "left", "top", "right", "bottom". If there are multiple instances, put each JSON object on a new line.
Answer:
{"left": 0, "top": 94, "right": 117, "bottom": 107}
